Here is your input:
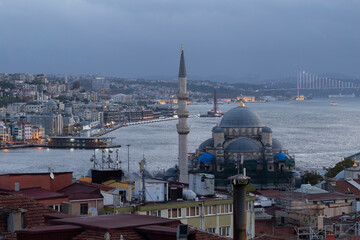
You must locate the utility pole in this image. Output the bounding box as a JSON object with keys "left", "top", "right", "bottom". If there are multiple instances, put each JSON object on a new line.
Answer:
{"left": 126, "top": 144, "right": 130, "bottom": 173}
{"left": 139, "top": 156, "right": 146, "bottom": 203}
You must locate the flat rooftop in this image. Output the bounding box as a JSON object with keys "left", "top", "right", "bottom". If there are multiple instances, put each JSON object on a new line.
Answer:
{"left": 52, "top": 214, "right": 178, "bottom": 230}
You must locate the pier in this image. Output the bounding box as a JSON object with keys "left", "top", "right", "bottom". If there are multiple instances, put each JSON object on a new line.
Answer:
{"left": 92, "top": 115, "right": 198, "bottom": 137}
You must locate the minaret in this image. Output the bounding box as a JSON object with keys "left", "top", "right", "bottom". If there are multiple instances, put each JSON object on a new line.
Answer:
{"left": 177, "top": 46, "right": 190, "bottom": 183}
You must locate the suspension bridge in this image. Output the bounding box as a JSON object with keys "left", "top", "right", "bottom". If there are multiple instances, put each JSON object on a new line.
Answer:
{"left": 297, "top": 71, "right": 360, "bottom": 90}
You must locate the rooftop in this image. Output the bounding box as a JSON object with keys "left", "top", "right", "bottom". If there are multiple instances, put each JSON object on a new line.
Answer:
{"left": 17, "top": 187, "right": 68, "bottom": 200}
{"left": 52, "top": 214, "right": 178, "bottom": 230}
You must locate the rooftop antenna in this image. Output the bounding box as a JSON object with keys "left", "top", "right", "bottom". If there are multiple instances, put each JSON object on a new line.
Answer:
{"left": 115, "top": 148, "right": 121, "bottom": 169}
{"left": 90, "top": 149, "right": 98, "bottom": 169}
{"left": 48, "top": 167, "right": 55, "bottom": 179}
{"left": 101, "top": 149, "right": 106, "bottom": 169}
{"left": 106, "top": 149, "right": 114, "bottom": 168}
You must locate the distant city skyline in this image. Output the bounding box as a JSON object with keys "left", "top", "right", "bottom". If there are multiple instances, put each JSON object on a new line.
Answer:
{"left": 0, "top": 0, "right": 359, "bottom": 81}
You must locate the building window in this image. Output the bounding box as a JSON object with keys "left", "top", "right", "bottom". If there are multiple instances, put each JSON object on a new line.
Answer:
{"left": 186, "top": 207, "right": 200, "bottom": 217}
{"left": 206, "top": 228, "right": 216, "bottom": 233}
{"left": 168, "top": 208, "right": 182, "bottom": 219}
{"left": 218, "top": 204, "right": 231, "bottom": 214}
{"left": 219, "top": 226, "right": 230, "bottom": 237}
{"left": 49, "top": 205, "right": 61, "bottom": 212}
{"left": 147, "top": 210, "right": 161, "bottom": 217}
{"left": 205, "top": 205, "right": 216, "bottom": 215}
{"left": 80, "top": 203, "right": 88, "bottom": 215}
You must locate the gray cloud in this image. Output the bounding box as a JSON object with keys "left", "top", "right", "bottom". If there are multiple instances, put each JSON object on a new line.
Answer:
{"left": 0, "top": 0, "right": 359, "bottom": 80}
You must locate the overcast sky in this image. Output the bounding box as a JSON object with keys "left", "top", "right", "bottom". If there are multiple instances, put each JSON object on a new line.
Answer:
{"left": 0, "top": 0, "right": 359, "bottom": 81}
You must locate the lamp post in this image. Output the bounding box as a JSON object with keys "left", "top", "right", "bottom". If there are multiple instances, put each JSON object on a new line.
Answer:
{"left": 126, "top": 144, "right": 130, "bottom": 173}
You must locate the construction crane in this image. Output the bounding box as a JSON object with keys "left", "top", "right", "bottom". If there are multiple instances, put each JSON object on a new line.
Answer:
{"left": 99, "top": 88, "right": 124, "bottom": 111}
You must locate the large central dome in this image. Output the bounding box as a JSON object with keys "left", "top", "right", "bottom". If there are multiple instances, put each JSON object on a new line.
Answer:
{"left": 219, "top": 106, "right": 264, "bottom": 128}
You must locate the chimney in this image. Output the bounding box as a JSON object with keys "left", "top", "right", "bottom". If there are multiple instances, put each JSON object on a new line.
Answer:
{"left": 229, "top": 174, "right": 250, "bottom": 240}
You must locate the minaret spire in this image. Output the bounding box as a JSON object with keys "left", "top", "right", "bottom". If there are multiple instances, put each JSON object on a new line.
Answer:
{"left": 177, "top": 45, "right": 190, "bottom": 184}
{"left": 179, "top": 45, "right": 186, "bottom": 78}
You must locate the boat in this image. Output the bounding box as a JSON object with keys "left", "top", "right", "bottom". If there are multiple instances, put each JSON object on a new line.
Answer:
{"left": 295, "top": 95, "right": 306, "bottom": 101}
{"left": 329, "top": 93, "right": 355, "bottom": 98}
{"left": 47, "top": 136, "right": 121, "bottom": 149}
{"left": 199, "top": 89, "right": 224, "bottom": 117}
{"left": 330, "top": 102, "right": 338, "bottom": 106}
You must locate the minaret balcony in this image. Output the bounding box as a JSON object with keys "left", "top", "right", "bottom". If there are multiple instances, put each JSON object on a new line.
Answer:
{"left": 177, "top": 125, "right": 190, "bottom": 134}
{"left": 177, "top": 110, "right": 189, "bottom": 118}
{"left": 177, "top": 92, "right": 189, "bottom": 100}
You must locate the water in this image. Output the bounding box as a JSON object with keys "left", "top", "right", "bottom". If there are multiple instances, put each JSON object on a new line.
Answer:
{"left": 1, "top": 98, "right": 360, "bottom": 177}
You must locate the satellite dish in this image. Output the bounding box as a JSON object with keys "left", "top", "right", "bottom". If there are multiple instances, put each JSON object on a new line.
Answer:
{"left": 104, "top": 232, "right": 110, "bottom": 240}
{"left": 50, "top": 172, "right": 55, "bottom": 179}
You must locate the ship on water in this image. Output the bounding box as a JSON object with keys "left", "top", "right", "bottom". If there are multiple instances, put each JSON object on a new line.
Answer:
{"left": 329, "top": 93, "right": 355, "bottom": 98}
{"left": 199, "top": 89, "right": 223, "bottom": 117}
{"left": 47, "top": 136, "right": 121, "bottom": 149}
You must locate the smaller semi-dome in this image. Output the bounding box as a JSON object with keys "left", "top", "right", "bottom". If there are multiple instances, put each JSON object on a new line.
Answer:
{"left": 198, "top": 138, "right": 214, "bottom": 150}
{"left": 225, "top": 138, "right": 260, "bottom": 152}
{"left": 212, "top": 126, "right": 224, "bottom": 133}
{"left": 272, "top": 138, "right": 283, "bottom": 150}
{"left": 273, "top": 152, "right": 290, "bottom": 162}
{"left": 262, "top": 127, "right": 272, "bottom": 133}
{"left": 273, "top": 153, "right": 294, "bottom": 166}
{"left": 197, "top": 153, "right": 215, "bottom": 164}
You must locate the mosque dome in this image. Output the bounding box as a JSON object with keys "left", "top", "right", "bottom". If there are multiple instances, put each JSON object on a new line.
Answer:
{"left": 47, "top": 100, "right": 57, "bottom": 105}
{"left": 262, "top": 127, "right": 272, "bottom": 133}
{"left": 272, "top": 138, "right": 283, "bottom": 150}
{"left": 198, "top": 138, "right": 214, "bottom": 150}
{"left": 219, "top": 106, "right": 264, "bottom": 128}
{"left": 225, "top": 138, "right": 261, "bottom": 153}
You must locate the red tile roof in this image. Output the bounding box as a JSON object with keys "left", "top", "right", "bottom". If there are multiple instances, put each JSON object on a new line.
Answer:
{"left": 17, "top": 187, "right": 67, "bottom": 200}
{"left": 52, "top": 214, "right": 178, "bottom": 230}
{"left": 18, "top": 213, "right": 230, "bottom": 240}
{"left": 57, "top": 182, "right": 103, "bottom": 200}
{"left": 253, "top": 189, "right": 356, "bottom": 201}
{"left": 0, "top": 192, "right": 57, "bottom": 239}
{"left": 0, "top": 172, "right": 72, "bottom": 176}
{"left": 333, "top": 179, "right": 360, "bottom": 196}
{"left": 0, "top": 193, "right": 56, "bottom": 228}
{"left": 75, "top": 181, "right": 114, "bottom": 192}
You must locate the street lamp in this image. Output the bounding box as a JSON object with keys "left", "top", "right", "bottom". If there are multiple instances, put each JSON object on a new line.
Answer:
{"left": 126, "top": 144, "right": 130, "bottom": 174}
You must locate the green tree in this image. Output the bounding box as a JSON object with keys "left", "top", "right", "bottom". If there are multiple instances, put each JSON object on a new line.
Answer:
{"left": 325, "top": 158, "right": 354, "bottom": 178}
{"left": 0, "top": 81, "right": 15, "bottom": 89}
{"left": 304, "top": 171, "right": 323, "bottom": 185}
{"left": 72, "top": 81, "right": 81, "bottom": 89}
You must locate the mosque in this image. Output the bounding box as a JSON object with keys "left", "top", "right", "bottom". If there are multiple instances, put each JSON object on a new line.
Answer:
{"left": 189, "top": 99, "right": 296, "bottom": 189}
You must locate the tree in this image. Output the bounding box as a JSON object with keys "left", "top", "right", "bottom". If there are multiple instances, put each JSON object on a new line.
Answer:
{"left": 304, "top": 171, "right": 323, "bottom": 185}
{"left": 72, "top": 81, "right": 81, "bottom": 89}
{"left": 325, "top": 158, "right": 354, "bottom": 178}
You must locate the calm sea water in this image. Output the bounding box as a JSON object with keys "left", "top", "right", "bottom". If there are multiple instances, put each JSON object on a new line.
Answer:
{"left": 1, "top": 98, "right": 360, "bottom": 178}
